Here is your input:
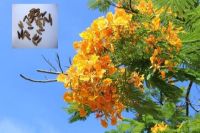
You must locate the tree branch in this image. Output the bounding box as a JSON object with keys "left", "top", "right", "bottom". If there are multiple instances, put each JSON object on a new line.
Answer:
{"left": 188, "top": 100, "right": 200, "bottom": 113}
{"left": 42, "top": 55, "right": 57, "bottom": 71}
{"left": 20, "top": 74, "right": 57, "bottom": 83}
{"left": 56, "top": 53, "right": 64, "bottom": 73}
{"left": 36, "top": 69, "right": 63, "bottom": 75}
{"left": 185, "top": 81, "right": 193, "bottom": 116}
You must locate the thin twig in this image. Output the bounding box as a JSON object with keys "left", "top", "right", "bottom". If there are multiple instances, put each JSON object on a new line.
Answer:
{"left": 42, "top": 55, "right": 57, "bottom": 71}
{"left": 185, "top": 81, "right": 193, "bottom": 116}
{"left": 188, "top": 100, "right": 200, "bottom": 112}
{"left": 20, "top": 74, "right": 57, "bottom": 83}
{"left": 56, "top": 53, "right": 63, "bottom": 73}
{"left": 69, "top": 57, "right": 72, "bottom": 65}
{"left": 36, "top": 69, "right": 62, "bottom": 75}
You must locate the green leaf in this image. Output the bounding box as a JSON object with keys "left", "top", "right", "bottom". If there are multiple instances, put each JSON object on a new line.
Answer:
{"left": 162, "top": 102, "right": 176, "bottom": 119}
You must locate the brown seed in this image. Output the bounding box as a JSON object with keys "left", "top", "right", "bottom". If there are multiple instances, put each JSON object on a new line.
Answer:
{"left": 32, "top": 39, "right": 38, "bottom": 46}
{"left": 18, "top": 21, "right": 24, "bottom": 29}
{"left": 44, "top": 17, "right": 49, "bottom": 23}
{"left": 24, "top": 30, "right": 31, "bottom": 40}
{"left": 30, "top": 8, "right": 36, "bottom": 13}
{"left": 38, "top": 13, "right": 43, "bottom": 18}
{"left": 42, "top": 11, "right": 47, "bottom": 17}
{"left": 39, "top": 28, "right": 45, "bottom": 32}
{"left": 42, "top": 19, "right": 46, "bottom": 26}
{"left": 36, "top": 19, "right": 43, "bottom": 28}
{"left": 23, "top": 15, "right": 28, "bottom": 22}
{"left": 17, "top": 29, "right": 24, "bottom": 39}
{"left": 37, "top": 37, "right": 42, "bottom": 44}
{"left": 28, "top": 26, "right": 34, "bottom": 30}
{"left": 17, "top": 31, "right": 21, "bottom": 39}
{"left": 49, "top": 14, "right": 52, "bottom": 26}
{"left": 29, "top": 17, "right": 35, "bottom": 23}
{"left": 32, "top": 34, "right": 39, "bottom": 41}
{"left": 36, "top": 29, "right": 42, "bottom": 35}
{"left": 26, "top": 21, "right": 32, "bottom": 27}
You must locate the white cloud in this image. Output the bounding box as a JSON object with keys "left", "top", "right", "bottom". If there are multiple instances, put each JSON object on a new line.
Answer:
{"left": 0, "top": 118, "right": 60, "bottom": 133}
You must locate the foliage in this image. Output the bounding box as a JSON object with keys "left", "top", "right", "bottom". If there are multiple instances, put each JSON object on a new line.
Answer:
{"left": 56, "top": 0, "right": 200, "bottom": 132}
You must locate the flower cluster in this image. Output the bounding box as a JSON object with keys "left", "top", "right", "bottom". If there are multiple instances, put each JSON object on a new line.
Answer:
{"left": 57, "top": 0, "right": 182, "bottom": 127}
{"left": 151, "top": 122, "right": 168, "bottom": 133}
{"left": 57, "top": 7, "right": 134, "bottom": 127}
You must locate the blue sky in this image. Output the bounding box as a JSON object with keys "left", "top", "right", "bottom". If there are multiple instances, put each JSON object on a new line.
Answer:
{"left": 0, "top": 0, "right": 116, "bottom": 133}
{"left": 0, "top": 0, "right": 199, "bottom": 133}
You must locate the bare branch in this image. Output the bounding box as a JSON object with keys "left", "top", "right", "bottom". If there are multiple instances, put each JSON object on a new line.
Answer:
{"left": 56, "top": 53, "right": 64, "bottom": 73}
{"left": 42, "top": 55, "right": 57, "bottom": 71}
{"left": 36, "top": 69, "right": 63, "bottom": 75}
{"left": 69, "top": 57, "right": 72, "bottom": 65}
{"left": 20, "top": 74, "right": 57, "bottom": 83}
{"left": 189, "top": 101, "right": 200, "bottom": 113}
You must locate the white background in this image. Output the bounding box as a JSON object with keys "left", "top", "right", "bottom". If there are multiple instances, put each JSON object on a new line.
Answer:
{"left": 12, "top": 4, "right": 58, "bottom": 48}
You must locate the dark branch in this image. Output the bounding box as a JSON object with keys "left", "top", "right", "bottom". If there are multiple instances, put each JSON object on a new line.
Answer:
{"left": 69, "top": 57, "right": 72, "bottom": 65}
{"left": 42, "top": 55, "right": 57, "bottom": 71}
{"left": 185, "top": 81, "right": 193, "bottom": 116}
{"left": 20, "top": 74, "right": 57, "bottom": 83}
{"left": 56, "top": 53, "right": 64, "bottom": 73}
{"left": 188, "top": 101, "right": 200, "bottom": 113}
{"left": 36, "top": 69, "right": 62, "bottom": 75}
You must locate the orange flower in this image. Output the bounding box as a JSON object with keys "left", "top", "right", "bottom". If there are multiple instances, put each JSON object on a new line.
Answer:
{"left": 101, "top": 119, "right": 108, "bottom": 128}
{"left": 63, "top": 92, "right": 73, "bottom": 102}
{"left": 129, "top": 72, "right": 144, "bottom": 91}
{"left": 145, "top": 34, "right": 156, "bottom": 45}
{"left": 111, "top": 117, "right": 117, "bottom": 125}
{"left": 79, "top": 108, "right": 87, "bottom": 117}
{"left": 160, "top": 71, "right": 166, "bottom": 79}
{"left": 103, "top": 78, "right": 112, "bottom": 86}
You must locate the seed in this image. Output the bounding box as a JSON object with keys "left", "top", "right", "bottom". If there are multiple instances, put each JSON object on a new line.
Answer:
{"left": 37, "top": 29, "right": 42, "bottom": 35}
{"left": 44, "top": 17, "right": 49, "bottom": 23}
{"left": 24, "top": 30, "right": 31, "bottom": 40}
{"left": 26, "top": 21, "right": 32, "bottom": 27}
{"left": 39, "top": 28, "right": 45, "bottom": 32}
{"left": 32, "top": 34, "right": 39, "bottom": 40}
{"left": 49, "top": 14, "right": 52, "bottom": 26}
{"left": 23, "top": 15, "right": 28, "bottom": 22}
{"left": 18, "top": 21, "right": 24, "bottom": 29}
{"left": 17, "top": 29, "right": 24, "bottom": 39}
{"left": 42, "top": 11, "right": 47, "bottom": 17}
{"left": 32, "top": 39, "right": 38, "bottom": 46}
{"left": 28, "top": 26, "right": 34, "bottom": 30}
{"left": 37, "top": 37, "right": 42, "bottom": 44}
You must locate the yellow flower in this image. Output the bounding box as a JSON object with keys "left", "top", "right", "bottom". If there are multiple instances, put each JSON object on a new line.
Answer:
{"left": 151, "top": 122, "right": 168, "bottom": 133}
{"left": 79, "top": 29, "right": 93, "bottom": 40}
{"left": 57, "top": 73, "right": 68, "bottom": 82}
{"left": 103, "top": 78, "right": 112, "bottom": 86}
{"left": 152, "top": 17, "right": 160, "bottom": 31}
{"left": 128, "top": 72, "right": 144, "bottom": 91}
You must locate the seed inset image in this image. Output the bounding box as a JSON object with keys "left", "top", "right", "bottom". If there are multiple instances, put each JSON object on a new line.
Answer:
{"left": 12, "top": 4, "right": 58, "bottom": 48}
